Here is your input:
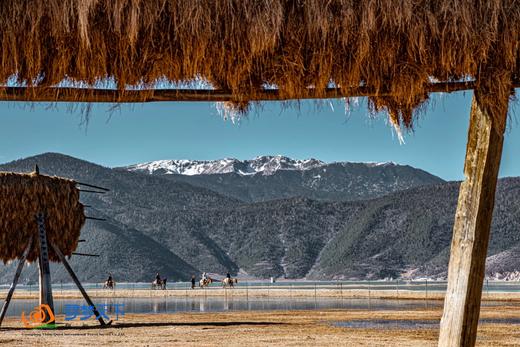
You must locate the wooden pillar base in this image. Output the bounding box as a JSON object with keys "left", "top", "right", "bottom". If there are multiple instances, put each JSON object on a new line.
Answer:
{"left": 438, "top": 95, "right": 507, "bottom": 346}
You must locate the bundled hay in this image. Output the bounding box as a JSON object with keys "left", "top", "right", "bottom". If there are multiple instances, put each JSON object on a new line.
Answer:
{"left": 0, "top": 172, "right": 85, "bottom": 263}
{"left": 0, "top": 0, "right": 518, "bottom": 128}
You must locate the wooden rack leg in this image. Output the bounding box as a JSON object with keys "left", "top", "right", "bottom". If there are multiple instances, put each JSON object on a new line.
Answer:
{"left": 49, "top": 242, "right": 107, "bottom": 326}
{"left": 0, "top": 237, "right": 33, "bottom": 327}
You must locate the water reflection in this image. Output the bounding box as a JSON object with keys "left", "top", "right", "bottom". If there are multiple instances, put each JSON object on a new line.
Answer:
{"left": 3, "top": 297, "right": 442, "bottom": 318}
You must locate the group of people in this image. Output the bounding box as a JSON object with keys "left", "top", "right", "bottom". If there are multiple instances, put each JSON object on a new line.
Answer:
{"left": 104, "top": 271, "right": 232, "bottom": 290}
{"left": 191, "top": 272, "right": 227, "bottom": 288}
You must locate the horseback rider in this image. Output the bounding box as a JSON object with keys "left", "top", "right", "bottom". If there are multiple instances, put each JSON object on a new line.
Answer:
{"left": 226, "top": 272, "right": 231, "bottom": 280}
{"left": 155, "top": 272, "right": 161, "bottom": 283}
{"left": 103, "top": 273, "right": 115, "bottom": 289}
{"left": 202, "top": 272, "right": 207, "bottom": 281}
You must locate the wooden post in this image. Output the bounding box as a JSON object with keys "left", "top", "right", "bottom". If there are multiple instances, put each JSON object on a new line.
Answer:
{"left": 0, "top": 237, "right": 33, "bottom": 327}
{"left": 49, "top": 242, "right": 107, "bottom": 326}
{"left": 438, "top": 94, "right": 508, "bottom": 346}
{"left": 36, "top": 213, "right": 55, "bottom": 323}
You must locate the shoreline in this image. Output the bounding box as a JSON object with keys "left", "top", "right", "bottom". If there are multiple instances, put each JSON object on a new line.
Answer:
{"left": 3, "top": 287, "right": 520, "bottom": 302}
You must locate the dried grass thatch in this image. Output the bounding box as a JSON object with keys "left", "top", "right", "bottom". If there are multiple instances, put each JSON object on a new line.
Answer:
{"left": 0, "top": 172, "right": 85, "bottom": 263}
{"left": 0, "top": 1, "right": 519, "bottom": 128}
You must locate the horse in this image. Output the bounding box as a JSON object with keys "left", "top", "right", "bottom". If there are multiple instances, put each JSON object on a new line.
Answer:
{"left": 222, "top": 278, "right": 238, "bottom": 288}
{"left": 103, "top": 280, "right": 115, "bottom": 290}
{"left": 152, "top": 278, "right": 167, "bottom": 290}
{"left": 199, "top": 278, "right": 213, "bottom": 288}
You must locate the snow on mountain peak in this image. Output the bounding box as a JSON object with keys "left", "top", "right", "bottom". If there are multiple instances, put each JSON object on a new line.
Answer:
{"left": 125, "top": 156, "right": 327, "bottom": 176}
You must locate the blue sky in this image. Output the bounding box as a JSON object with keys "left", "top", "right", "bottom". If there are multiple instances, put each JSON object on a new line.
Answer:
{"left": 0, "top": 91, "right": 518, "bottom": 181}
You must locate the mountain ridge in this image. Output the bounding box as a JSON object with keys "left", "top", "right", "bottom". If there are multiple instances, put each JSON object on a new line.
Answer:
{"left": 123, "top": 155, "right": 401, "bottom": 177}
{"left": 1, "top": 153, "right": 519, "bottom": 283}
{"left": 122, "top": 155, "right": 444, "bottom": 203}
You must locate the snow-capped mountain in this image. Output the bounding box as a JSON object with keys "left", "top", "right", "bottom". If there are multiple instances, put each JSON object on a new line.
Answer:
{"left": 125, "top": 155, "right": 327, "bottom": 176}
{"left": 122, "top": 155, "right": 444, "bottom": 203}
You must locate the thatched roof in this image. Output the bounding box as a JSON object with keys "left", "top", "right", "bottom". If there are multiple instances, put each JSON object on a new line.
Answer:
{"left": 0, "top": 1, "right": 519, "bottom": 129}
{"left": 0, "top": 172, "right": 85, "bottom": 263}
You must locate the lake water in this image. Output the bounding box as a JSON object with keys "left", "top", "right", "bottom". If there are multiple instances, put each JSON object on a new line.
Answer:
{"left": 3, "top": 280, "right": 520, "bottom": 319}
{"left": 2, "top": 297, "right": 441, "bottom": 318}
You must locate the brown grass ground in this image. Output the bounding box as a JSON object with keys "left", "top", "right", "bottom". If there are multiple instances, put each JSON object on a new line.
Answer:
{"left": 1, "top": 305, "right": 520, "bottom": 346}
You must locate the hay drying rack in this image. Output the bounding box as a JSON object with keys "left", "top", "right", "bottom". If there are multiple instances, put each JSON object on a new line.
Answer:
{"left": 0, "top": 167, "right": 110, "bottom": 328}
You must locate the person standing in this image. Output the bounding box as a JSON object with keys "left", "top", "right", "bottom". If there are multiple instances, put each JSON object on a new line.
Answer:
{"left": 191, "top": 275, "right": 196, "bottom": 289}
